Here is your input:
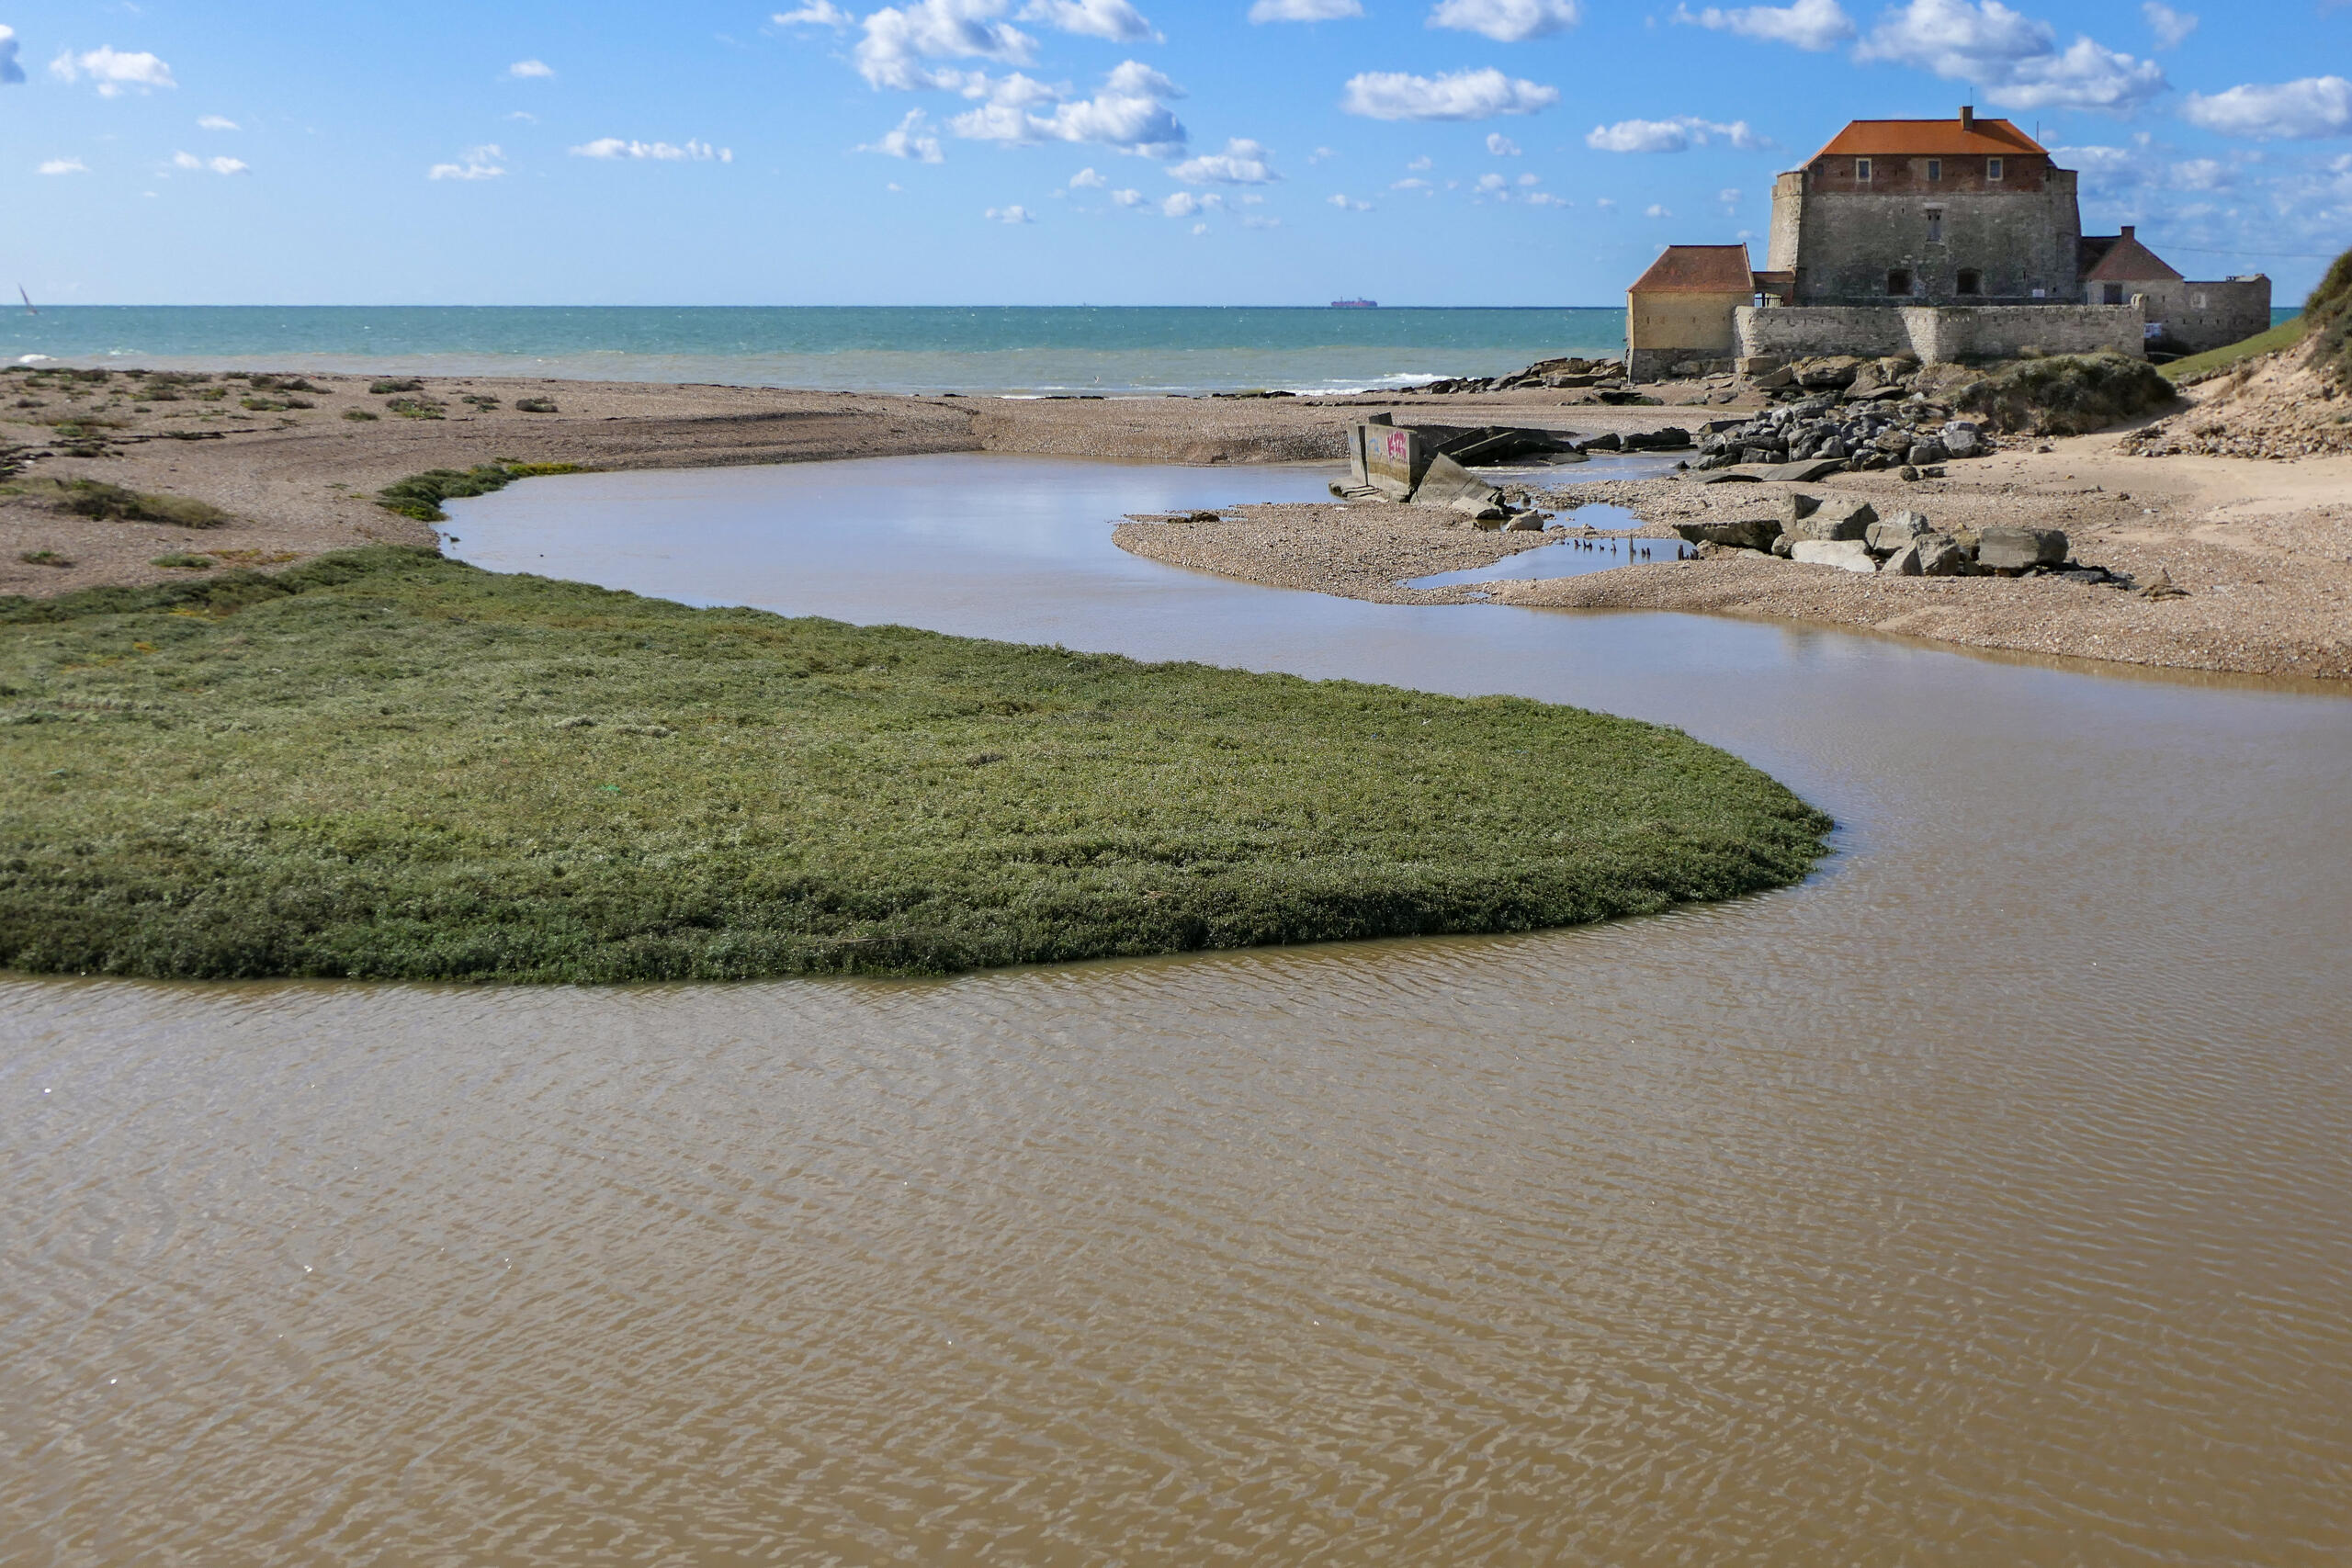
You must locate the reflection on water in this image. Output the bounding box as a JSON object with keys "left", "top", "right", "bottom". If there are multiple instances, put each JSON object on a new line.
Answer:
{"left": 5, "top": 457, "right": 2350, "bottom": 1565}
{"left": 1403, "top": 505, "right": 1651, "bottom": 589}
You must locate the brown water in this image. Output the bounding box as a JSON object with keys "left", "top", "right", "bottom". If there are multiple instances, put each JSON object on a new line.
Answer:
{"left": 6, "top": 457, "right": 2350, "bottom": 1564}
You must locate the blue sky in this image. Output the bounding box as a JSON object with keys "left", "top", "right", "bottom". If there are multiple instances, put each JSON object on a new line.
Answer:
{"left": 4, "top": 0, "right": 2347, "bottom": 305}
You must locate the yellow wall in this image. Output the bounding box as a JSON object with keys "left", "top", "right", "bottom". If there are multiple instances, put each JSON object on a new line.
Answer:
{"left": 1627, "top": 289, "right": 1749, "bottom": 352}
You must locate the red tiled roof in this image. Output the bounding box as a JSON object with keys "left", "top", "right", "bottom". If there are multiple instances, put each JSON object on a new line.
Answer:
{"left": 1811, "top": 117, "right": 2045, "bottom": 161}
{"left": 2082, "top": 231, "right": 2183, "bottom": 282}
{"left": 1629, "top": 244, "right": 1754, "bottom": 295}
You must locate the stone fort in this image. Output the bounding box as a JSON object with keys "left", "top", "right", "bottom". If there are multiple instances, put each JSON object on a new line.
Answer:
{"left": 1626, "top": 107, "right": 2270, "bottom": 380}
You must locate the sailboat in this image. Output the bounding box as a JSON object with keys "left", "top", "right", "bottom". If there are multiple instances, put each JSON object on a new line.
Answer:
{"left": 17, "top": 286, "right": 34, "bottom": 316}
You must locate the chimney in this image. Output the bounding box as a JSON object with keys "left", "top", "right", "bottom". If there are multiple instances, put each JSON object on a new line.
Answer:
{"left": 2121, "top": 224, "right": 2136, "bottom": 241}
{"left": 1960, "top": 105, "right": 1974, "bottom": 130}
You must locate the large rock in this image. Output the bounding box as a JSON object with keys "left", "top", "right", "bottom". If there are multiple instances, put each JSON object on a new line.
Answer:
{"left": 1673, "top": 517, "right": 1781, "bottom": 551}
{"left": 1788, "top": 499, "right": 1876, "bottom": 543}
{"left": 1915, "top": 533, "right": 1969, "bottom": 576}
{"left": 1864, "top": 511, "right": 1932, "bottom": 553}
{"left": 1977, "top": 525, "right": 2069, "bottom": 571}
{"left": 1794, "top": 355, "right": 1865, "bottom": 389}
{"left": 1883, "top": 542, "right": 1924, "bottom": 576}
{"left": 1791, "top": 539, "right": 1878, "bottom": 573}
{"left": 1942, "top": 422, "right": 1983, "bottom": 457}
{"left": 1906, "top": 439, "right": 1950, "bottom": 467}
{"left": 1781, "top": 491, "right": 1821, "bottom": 526}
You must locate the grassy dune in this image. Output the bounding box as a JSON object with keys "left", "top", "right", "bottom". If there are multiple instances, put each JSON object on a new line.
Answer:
{"left": 2161, "top": 315, "right": 2306, "bottom": 383}
{"left": 0, "top": 548, "right": 1830, "bottom": 981}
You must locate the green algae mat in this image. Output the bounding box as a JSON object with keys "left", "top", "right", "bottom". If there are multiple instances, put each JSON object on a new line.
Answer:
{"left": 0, "top": 548, "right": 1830, "bottom": 981}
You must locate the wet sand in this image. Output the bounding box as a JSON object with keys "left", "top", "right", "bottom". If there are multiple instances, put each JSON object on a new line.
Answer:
{"left": 7, "top": 368, "right": 2351, "bottom": 679}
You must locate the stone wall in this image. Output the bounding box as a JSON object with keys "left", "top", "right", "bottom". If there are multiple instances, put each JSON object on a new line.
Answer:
{"left": 1770, "top": 164, "right": 2083, "bottom": 306}
{"left": 2121, "top": 276, "right": 2272, "bottom": 355}
{"left": 1733, "top": 301, "right": 2146, "bottom": 366}
{"left": 1626, "top": 289, "right": 1748, "bottom": 382}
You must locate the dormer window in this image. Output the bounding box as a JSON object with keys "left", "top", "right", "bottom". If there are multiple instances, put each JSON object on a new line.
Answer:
{"left": 1987, "top": 157, "right": 2005, "bottom": 181}
{"left": 1927, "top": 159, "right": 1942, "bottom": 182}
{"left": 1857, "top": 157, "right": 1872, "bottom": 182}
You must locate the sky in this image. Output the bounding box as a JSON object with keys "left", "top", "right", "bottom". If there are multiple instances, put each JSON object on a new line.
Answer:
{"left": 4, "top": 0, "right": 2348, "bottom": 305}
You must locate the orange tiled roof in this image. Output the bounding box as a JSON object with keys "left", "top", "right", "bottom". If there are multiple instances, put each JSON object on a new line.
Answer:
{"left": 1630, "top": 244, "right": 1754, "bottom": 295}
{"left": 1811, "top": 118, "right": 2045, "bottom": 161}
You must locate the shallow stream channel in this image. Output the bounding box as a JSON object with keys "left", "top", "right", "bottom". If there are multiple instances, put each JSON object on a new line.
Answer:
{"left": 6, "top": 455, "right": 2350, "bottom": 1564}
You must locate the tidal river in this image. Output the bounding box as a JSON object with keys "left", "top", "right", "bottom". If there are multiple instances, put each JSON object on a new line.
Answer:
{"left": 6, "top": 457, "right": 2349, "bottom": 1565}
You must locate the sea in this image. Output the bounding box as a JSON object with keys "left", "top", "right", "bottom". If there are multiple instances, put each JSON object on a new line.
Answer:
{"left": 0, "top": 306, "right": 1631, "bottom": 398}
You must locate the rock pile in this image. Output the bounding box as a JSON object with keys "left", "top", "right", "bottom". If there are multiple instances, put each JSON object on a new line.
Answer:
{"left": 1674, "top": 495, "right": 2122, "bottom": 581}
{"left": 1691, "top": 383, "right": 1991, "bottom": 477}
{"left": 1419, "top": 356, "right": 1626, "bottom": 395}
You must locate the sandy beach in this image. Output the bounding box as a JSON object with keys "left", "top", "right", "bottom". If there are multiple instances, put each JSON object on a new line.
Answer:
{"left": 6, "top": 365, "right": 2349, "bottom": 680}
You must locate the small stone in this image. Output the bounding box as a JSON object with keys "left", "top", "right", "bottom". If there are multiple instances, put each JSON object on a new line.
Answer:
{"left": 1898, "top": 465, "right": 1922, "bottom": 482}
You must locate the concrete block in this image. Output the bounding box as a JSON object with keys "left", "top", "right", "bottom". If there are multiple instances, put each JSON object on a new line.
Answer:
{"left": 1792, "top": 539, "right": 1878, "bottom": 572}
{"left": 1977, "top": 525, "right": 2069, "bottom": 571}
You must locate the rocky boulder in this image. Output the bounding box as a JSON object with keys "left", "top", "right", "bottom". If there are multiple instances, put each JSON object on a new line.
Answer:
{"left": 1791, "top": 539, "right": 1878, "bottom": 573}
{"left": 1977, "top": 525, "right": 2070, "bottom": 571}
{"left": 1788, "top": 500, "right": 1876, "bottom": 543}
{"left": 1673, "top": 517, "right": 1781, "bottom": 551}
{"left": 1863, "top": 511, "right": 1932, "bottom": 552}
{"left": 1915, "top": 533, "right": 1969, "bottom": 576}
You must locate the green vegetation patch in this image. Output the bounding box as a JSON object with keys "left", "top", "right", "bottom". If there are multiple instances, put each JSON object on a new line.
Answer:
{"left": 16, "top": 478, "right": 233, "bottom": 529}
{"left": 376, "top": 462, "right": 586, "bottom": 522}
{"left": 0, "top": 547, "right": 1829, "bottom": 982}
{"left": 2300, "top": 248, "right": 2352, "bottom": 387}
{"left": 1951, "top": 350, "right": 2178, "bottom": 434}
{"left": 2162, "top": 314, "right": 2305, "bottom": 383}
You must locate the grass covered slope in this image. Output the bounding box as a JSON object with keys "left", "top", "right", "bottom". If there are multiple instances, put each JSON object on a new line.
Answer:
{"left": 0, "top": 548, "right": 1830, "bottom": 981}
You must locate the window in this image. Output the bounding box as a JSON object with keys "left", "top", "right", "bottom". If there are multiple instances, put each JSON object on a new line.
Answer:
{"left": 1957, "top": 268, "right": 1982, "bottom": 295}
{"left": 2103, "top": 284, "right": 2125, "bottom": 305}
{"left": 1927, "top": 159, "right": 1942, "bottom": 182}
{"left": 1987, "top": 157, "right": 2004, "bottom": 181}
{"left": 1887, "top": 268, "right": 1912, "bottom": 297}
{"left": 1856, "top": 157, "right": 1872, "bottom": 182}
{"left": 2194, "top": 292, "right": 2209, "bottom": 309}
{"left": 1926, "top": 208, "right": 1944, "bottom": 243}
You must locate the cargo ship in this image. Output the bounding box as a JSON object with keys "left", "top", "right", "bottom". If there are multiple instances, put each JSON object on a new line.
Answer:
{"left": 1329, "top": 298, "right": 1377, "bottom": 309}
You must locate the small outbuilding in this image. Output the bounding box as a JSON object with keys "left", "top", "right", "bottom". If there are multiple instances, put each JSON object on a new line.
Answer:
{"left": 2079, "top": 225, "right": 2270, "bottom": 355}
{"left": 1626, "top": 244, "right": 1755, "bottom": 381}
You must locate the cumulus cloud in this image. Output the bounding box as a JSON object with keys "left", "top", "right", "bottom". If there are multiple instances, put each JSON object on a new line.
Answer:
{"left": 1110, "top": 186, "right": 1144, "bottom": 204}
{"left": 1340, "top": 66, "right": 1558, "bottom": 121}
{"left": 949, "top": 59, "right": 1186, "bottom": 154}
{"left": 1674, "top": 0, "right": 1853, "bottom": 51}
{"left": 1855, "top": 0, "right": 2165, "bottom": 113}
{"left": 1328, "top": 192, "right": 1373, "bottom": 209}
{"left": 1719, "top": 186, "right": 1741, "bottom": 204}
{"left": 39, "top": 157, "right": 89, "bottom": 175}
{"left": 984, "top": 203, "right": 1036, "bottom": 221}
{"left": 1241, "top": 213, "right": 1282, "bottom": 228}
{"left": 1016, "top": 0, "right": 1154, "bottom": 40}
{"left": 775, "top": 1, "right": 856, "bottom": 24}
{"left": 856, "top": 0, "right": 1036, "bottom": 90}
{"left": 508, "top": 59, "right": 555, "bottom": 78}
{"left": 1486, "top": 132, "right": 1521, "bottom": 155}
{"left": 172, "top": 151, "right": 250, "bottom": 175}
{"left": 49, "top": 44, "right": 175, "bottom": 96}
{"left": 1069, "top": 164, "right": 1106, "bottom": 186}
{"left": 197, "top": 114, "right": 238, "bottom": 130}
{"left": 2142, "top": 2, "right": 2195, "bottom": 48}
{"left": 1250, "top": 0, "right": 1363, "bottom": 18}
{"left": 1162, "top": 189, "right": 1227, "bottom": 217}
{"left": 1170, "top": 137, "right": 1276, "bottom": 184}
{"left": 1427, "top": 0, "right": 1579, "bottom": 42}
{"left": 1645, "top": 203, "right": 1671, "bottom": 217}
{"left": 571, "top": 138, "right": 734, "bottom": 161}
{"left": 428, "top": 145, "right": 505, "bottom": 180}
{"left": 2169, "top": 157, "right": 2231, "bottom": 191}
{"left": 1525, "top": 190, "right": 1568, "bottom": 206}
{"left": 1587, "top": 116, "right": 1770, "bottom": 152}
{"left": 2182, "top": 76, "right": 2352, "bottom": 140}
{"left": 1, "top": 27, "right": 24, "bottom": 86}
{"left": 1475, "top": 171, "right": 1509, "bottom": 195}
{"left": 860, "top": 108, "right": 946, "bottom": 160}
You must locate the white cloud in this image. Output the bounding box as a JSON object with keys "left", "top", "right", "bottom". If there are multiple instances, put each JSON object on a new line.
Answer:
{"left": 1341, "top": 66, "right": 1559, "bottom": 121}
{"left": 1250, "top": 0, "right": 1363, "bottom": 17}
{"left": 571, "top": 138, "right": 734, "bottom": 161}
{"left": 1161, "top": 190, "right": 1224, "bottom": 217}
{"left": 1525, "top": 190, "right": 1568, "bottom": 206}
{"left": 49, "top": 45, "right": 175, "bottom": 96}
{"left": 949, "top": 59, "right": 1186, "bottom": 153}
{"left": 1674, "top": 0, "right": 1853, "bottom": 51}
{"left": 39, "top": 157, "right": 89, "bottom": 175}
{"left": 2169, "top": 157, "right": 2230, "bottom": 191}
{"left": 1475, "top": 171, "right": 1510, "bottom": 195}
{"left": 197, "top": 114, "right": 239, "bottom": 130}
{"left": 1017, "top": 0, "right": 1154, "bottom": 40}
{"left": 0, "top": 27, "right": 23, "bottom": 86}
{"left": 1587, "top": 116, "right": 1770, "bottom": 152}
{"left": 1392, "top": 175, "right": 1432, "bottom": 189}
{"left": 1241, "top": 213, "right": 1282, "bottom": 228}
{"left": 1427, "top": 0, "right": 1580, "bottom": 42}
{"left": 429, "top": 145, "right": 506, "bottom": 180}
{"left": 1720, "top": 186, "right": 1740, "bottom": 203}
{"left": 856, "top": 0, "right": 1036, "bottom": 90}
{"left": 1486, "top": 132, "right": 1521, "bottom": 155}
{"left": 508, "top": 59, "right": 555, "bottom": 79}
{"left": 1856, "top": 0, "right": 2165, "bottom": 113}
{"left": 1309, "top": 146, "right": 1339, "bottom": 164}
{"left": 888, "top": 180, "right": 904, "bottom": 189}
{"left": 1110, "top": 187, "right": 1143, "bottom": 204}
{"left": 172, "top": 151, "right": 250, "bottom": 175}
{"left": 1517, "top": 171, "right": 1538, "bottom": 184}
{"left": 2182, "top": 77, "right": 2352, "bottom": 140}
{"left": 1069, "top": 164, "right": 1106, "bottom": 186}
{"left": 1170, "top": 137, "right": 1276, "bottom": 184}
{"left": 1596, "top": 196, "right": 1616, "bottom": 209}
{"left": 985, "top": 203, "right": 1036, "bottom": 221}
{"left": 1328, "top": 192, "right": 1373, "bottom": 209}
{"left": 775, "top": 1, "right": 856, "bottom": 25}
{"left": 2142, "top": 2, "right": 2195, "bottom": 48}
{"left": 1645, "top": 203, "right": 1671, "bottom": 217}
{"left": 860, "top": 108, "right": 946, "bottom": 160}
